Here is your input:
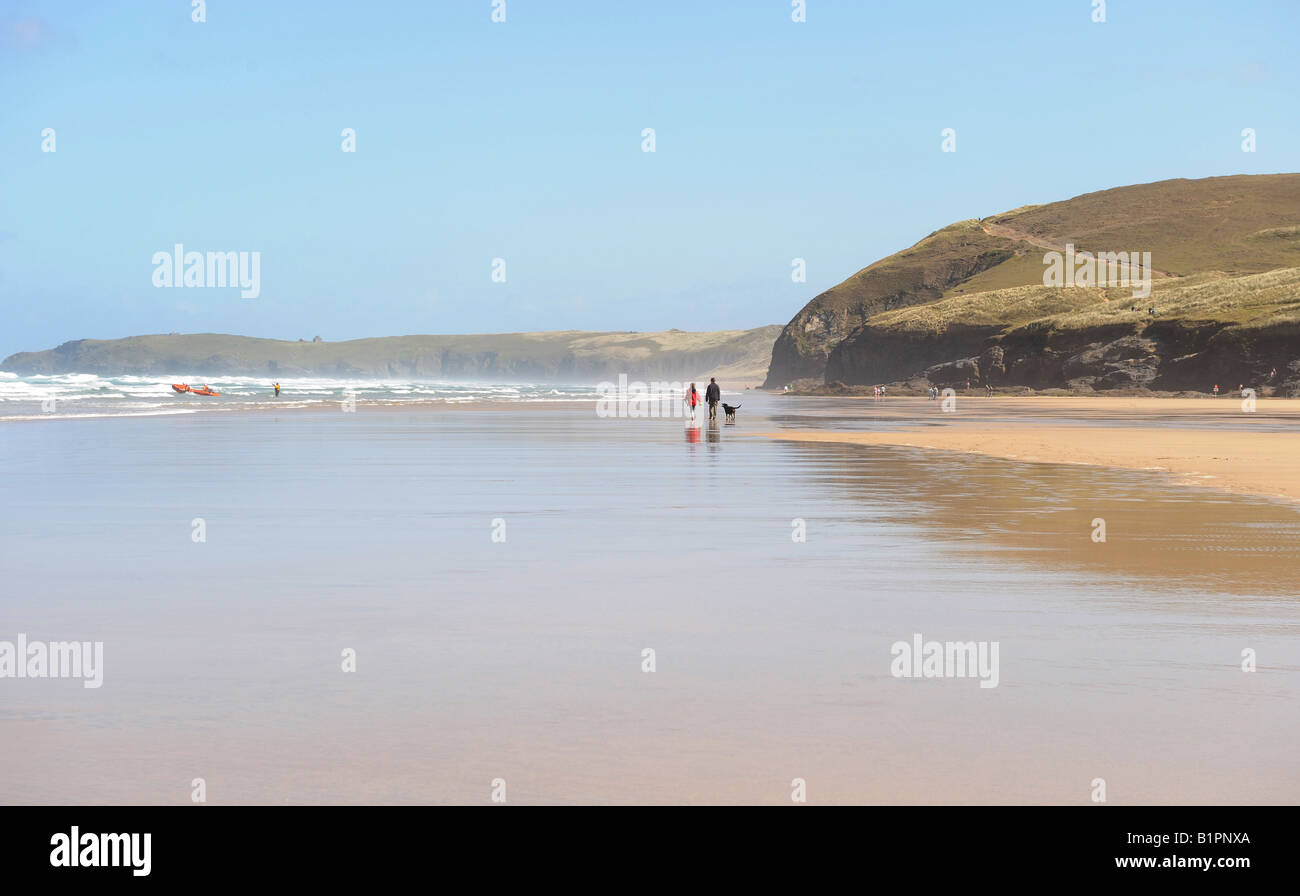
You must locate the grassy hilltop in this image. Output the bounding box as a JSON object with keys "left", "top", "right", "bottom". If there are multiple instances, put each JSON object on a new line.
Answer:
{"left": 2, "top": 327, "right": 782, "bottom": 385}
{"left": 766, "top": 174, "right": 1300, "bottom": 394}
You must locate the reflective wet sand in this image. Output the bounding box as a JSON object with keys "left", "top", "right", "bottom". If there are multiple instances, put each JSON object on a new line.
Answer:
{"left": 2, "top": 395, "right": 1297, "bottom": 803}
{"left": 759, "top": 394, "right": 1300, "bottom": 502}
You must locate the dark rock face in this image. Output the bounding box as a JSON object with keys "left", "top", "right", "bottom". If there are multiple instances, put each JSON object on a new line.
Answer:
{"left": 1060, "top": 335, "right": 1160, "bottom": 390}
{"left": 762, "top": 233, "right": 1017, "bottom": 388}
{"left": 920, "top": 357, "right": 983, "bottom": 388}
{"left": 824, "top": 318, "right": 1300, "bottom": 395}
{"left": 825, "top": 322, "right": 1004, "bottom": 386}
{"left": 765, "top": 320, "right": 840, "bottom": 386}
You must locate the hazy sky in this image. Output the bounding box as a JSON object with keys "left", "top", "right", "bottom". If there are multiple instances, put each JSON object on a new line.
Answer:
{"left": 2, "top": 0, "right": 1297, "bottom": 357}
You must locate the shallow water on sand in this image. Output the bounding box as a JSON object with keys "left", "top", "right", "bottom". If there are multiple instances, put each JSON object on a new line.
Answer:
{"left": 2, "top": 394, "right": 1298, "bottom": 803}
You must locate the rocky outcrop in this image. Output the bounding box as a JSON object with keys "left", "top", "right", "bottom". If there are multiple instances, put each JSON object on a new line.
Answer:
{"left": 767, "top": 174, "right": 1300, "bottom": 391}
{"left": 763, "top": 222, "right": 1018, "bottom": 387}
{"left": 825, "top": 313, "right": 1300, "bottom": 396}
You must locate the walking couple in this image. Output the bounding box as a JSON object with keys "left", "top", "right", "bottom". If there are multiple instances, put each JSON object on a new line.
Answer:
{"left": 686, "top": 378, "right": 722, "bottom": 421}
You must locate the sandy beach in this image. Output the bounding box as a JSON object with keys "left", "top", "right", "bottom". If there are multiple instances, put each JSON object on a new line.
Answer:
{"left": 755, "top": 395, "right": 1300, "bottom": 504}
{"left": 3, "top": 394, "right": 1298, "bottom": 805}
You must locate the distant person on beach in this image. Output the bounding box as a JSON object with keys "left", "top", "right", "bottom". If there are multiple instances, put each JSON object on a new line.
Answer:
{"left": 273, "top": 382, "right": 280, "bottom": 397}
{"left": 686, "top": 383, "right": 700, "bottom": 420}
{"left": 1213, "top": 383, "right": 1219, "bottom": 397}
{"left": 705, "top": 377, "right": 721, "bottom": 419}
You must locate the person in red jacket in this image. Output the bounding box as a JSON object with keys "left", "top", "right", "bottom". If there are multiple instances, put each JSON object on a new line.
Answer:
{"left": 685, "top": 383, "right": 700, "bottom": 420}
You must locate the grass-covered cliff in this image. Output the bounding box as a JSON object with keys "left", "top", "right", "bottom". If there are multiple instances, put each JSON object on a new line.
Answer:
{"left": 766, "top": 174, "right": 1300, "bottom": 394}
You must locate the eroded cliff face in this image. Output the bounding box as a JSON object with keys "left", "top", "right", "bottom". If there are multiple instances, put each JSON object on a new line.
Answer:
{"left": 763, "top": 223, "right": 1017, "bottom": 387}
{"left": 825, "top": 315, "right": 1300, "bottom": 396}
{"left": 765, "top": 306, "right": 854, "bottom": 386}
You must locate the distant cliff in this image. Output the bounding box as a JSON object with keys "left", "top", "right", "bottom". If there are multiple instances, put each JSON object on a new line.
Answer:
{"left": 2, "top": 327, "right": 782, "bottom": 384}
{"left": 765, "top": 174, "right": 1300, "bottom": 394}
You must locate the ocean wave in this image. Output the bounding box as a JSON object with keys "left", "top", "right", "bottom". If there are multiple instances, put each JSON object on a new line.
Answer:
{"left": 0, "top": 373, "right": 604, "bottom": 419}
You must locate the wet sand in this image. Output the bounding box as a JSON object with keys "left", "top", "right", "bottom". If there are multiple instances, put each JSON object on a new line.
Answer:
{"left": 756, "top": 396, "right": 1300, "bottom": 504}
{"left": 3, "top": 396, "right": 1298, "bottom": 804}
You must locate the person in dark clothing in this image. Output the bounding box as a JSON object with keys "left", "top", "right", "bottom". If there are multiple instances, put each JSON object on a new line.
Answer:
{"left": 705, "top": 377, "right": 721, "bottom": 419}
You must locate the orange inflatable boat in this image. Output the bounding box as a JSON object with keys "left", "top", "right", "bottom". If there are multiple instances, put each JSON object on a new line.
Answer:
{"left": 173, "top": 383, "right": 220, "bottom": 396}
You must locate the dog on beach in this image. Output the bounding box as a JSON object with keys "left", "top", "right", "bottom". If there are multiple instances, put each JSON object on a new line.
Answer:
{"left": 722, "top": 402, "right": 740, "bottom": 423}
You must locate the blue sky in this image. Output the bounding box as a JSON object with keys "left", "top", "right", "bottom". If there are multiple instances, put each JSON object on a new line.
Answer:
{"left": 1, "top": 0, "right": 1297, "bottom": 357}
